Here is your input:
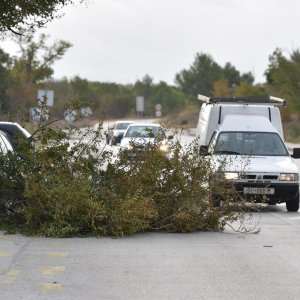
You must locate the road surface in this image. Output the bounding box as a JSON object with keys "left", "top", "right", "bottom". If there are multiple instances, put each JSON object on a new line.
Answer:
{"left": 1, "top": 207, "right": 300, "bottom": 300}
{"left": 1, "top": 126, "right": 300, "bottom": 299}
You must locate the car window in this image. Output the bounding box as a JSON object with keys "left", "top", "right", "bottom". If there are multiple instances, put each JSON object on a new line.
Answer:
{"left": 125, "top": 126, "right": 165, "bottom": 138}
{"left": 0, "top": 133, "right": 12, "bottom": 154}
{"left": 215, "top": 132, "right": 289, "bottom": 156}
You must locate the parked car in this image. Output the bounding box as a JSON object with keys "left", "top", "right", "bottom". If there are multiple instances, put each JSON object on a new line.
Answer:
{"left": 106, "top": 121, "right": 135, "bottom": 145}
{"left": 196, "top": 94, "right": 300, "bottom": 211}
{"left": 0, "top": 130, "right": 13, "bottom": 154}
{"left": 0, "top": 122, "right": 32, "bottom": 149}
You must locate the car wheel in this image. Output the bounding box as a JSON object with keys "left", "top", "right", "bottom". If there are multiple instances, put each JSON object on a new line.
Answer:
{"left": 211, "top": 195, "right": 222, "bottom": 207}
{"left": 286, "top": 192, "right": 300, "bottom": 212}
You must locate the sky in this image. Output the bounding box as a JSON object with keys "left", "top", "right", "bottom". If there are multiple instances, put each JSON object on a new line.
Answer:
{"left": 2, "top": 0, "right": 300, "bottom": 85}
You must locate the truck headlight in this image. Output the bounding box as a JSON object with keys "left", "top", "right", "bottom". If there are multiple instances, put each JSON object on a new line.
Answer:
{"left": 279, "top": 173, "right": 298, "bottom": 181}
{"left": 224, "top": 172, "right": 239, "bottom": 180}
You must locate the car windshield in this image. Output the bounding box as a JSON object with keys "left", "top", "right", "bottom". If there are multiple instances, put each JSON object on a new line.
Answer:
{"left": 125, "top": 126, "right": 165, "bottom": 138}
{"left": 214, "top": 132, "right": 289, "bottom": 156}
{"left": 116, "top": 122, "right": 133, "bottom": 130}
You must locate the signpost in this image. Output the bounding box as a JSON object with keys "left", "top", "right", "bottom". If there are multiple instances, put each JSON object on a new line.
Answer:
{"left": 37, "top": 89, "right": 54, "bottom": 106}
{"left": 136, "top": 96, "right": 144, "bottom": 118}
{"left": 81, "top": 106, "right": 93, "bottom": 126}
{"left": 30, "top": 107, "right": 49, "bottom": 121}
{"left": 81, "top": 106, "right": 93, "bottom": 118}
{"left": 155, "top": 103, "right": 162, "bottom": 118}
{"left": 64, "top": 109, "right": 77, "bottom": 124}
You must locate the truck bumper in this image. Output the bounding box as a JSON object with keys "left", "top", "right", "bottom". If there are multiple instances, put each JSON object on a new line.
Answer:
{"left": 235, "top": 182, "right": 299, "bottom": 204}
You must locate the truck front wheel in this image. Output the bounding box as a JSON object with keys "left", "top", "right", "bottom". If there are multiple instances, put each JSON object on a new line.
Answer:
{"left": 286, "top": 192, "right": 300, "bottom": 212}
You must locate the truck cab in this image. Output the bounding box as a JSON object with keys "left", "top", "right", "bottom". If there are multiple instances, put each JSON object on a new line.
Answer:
{"left": 196, "top": 95, "right": 300, "bottom": 212}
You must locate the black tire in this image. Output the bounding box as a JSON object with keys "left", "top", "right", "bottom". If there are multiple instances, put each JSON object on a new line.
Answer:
{"left": 211, "top": 195, "right": 222, "bottom": 207}
{"left": 286, "top": 192, "right": 300, "bottom": 212}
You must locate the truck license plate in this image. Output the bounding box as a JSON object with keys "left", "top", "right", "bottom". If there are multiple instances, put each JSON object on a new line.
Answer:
{"left": 243, "top": 187, "right": 275, "bottom": 195}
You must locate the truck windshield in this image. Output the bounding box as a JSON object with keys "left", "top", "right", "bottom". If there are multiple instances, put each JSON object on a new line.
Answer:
{"left": 214, "top": 132, "right": 289, "bottom": 156}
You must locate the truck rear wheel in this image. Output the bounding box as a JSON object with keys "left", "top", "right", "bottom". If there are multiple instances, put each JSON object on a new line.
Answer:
{"left": 286, "top": 192, "right": 300, "bottom": 212}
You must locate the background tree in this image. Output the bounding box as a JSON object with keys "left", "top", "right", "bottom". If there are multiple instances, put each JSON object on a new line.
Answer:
{"left": 265, "top": 48, "right": 300, "bottom": 110}
{"left": 240, "top": 72, "right": 255, "bottom": 85}
{"left": 212, "top": 79, "right": 232, "bottom": 97}
{"left": 223, "top": 63, "right": 241, "bottom": 87}
{"left": 234, "top": 82, "right": 268, "bottom": 98}
{"left": 149, "top": 81, "right": 186, "bottom": 115}
{"left": 0, "top": 1, "right": 84, "bottom": 35}
{"left": 264, "top": 48, "right": 300, "bottom": 139}
{"left": 0, "top": 48, "right": 11, "bottom": 111}
{"left": 70, "top": 76, "right": 92, "bottom": 104}
{"left": 222, "top": 63, "right": 254, "bottom": 86}
{"left": 175, "top": 53, "right": 223, "bottom": 96}
{"left": 7, "top": 33, "right": 72, "bottom": 110}
{"left": 11, "top": 33, "right": 72, "bottom": 83}
{"left": 175, "top": 53, "right": 255, "bottom": 97}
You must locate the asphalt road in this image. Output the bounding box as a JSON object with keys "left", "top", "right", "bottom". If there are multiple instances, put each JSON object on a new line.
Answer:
{"left": 1, "top": 206, "right": 300, "bottom": 300}
{"left": 1, "top": 127, "right": 300, "bottom": 299}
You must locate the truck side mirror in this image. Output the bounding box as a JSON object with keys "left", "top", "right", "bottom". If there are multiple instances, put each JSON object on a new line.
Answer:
{"left": 291, "top": 148, "right": 300, "bottom": 159}
{"left": 200, "top": 145, "right": 209, "bottom": 155}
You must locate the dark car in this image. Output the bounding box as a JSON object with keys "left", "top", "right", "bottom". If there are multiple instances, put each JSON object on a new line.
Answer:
{"left": 106, "top": 121, "right": 135, "bottom": 145}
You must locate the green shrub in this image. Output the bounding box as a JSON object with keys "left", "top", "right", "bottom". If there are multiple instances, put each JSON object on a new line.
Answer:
{"left": 0, "top": 109, "right": 255, "bottom": 237}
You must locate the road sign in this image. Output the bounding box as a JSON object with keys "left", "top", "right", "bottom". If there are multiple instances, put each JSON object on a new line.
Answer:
{"left": 155, "top": 103, "right": 162, "bottom": 118}
{"left": 155, "top": 103, "right": 162, "bottom": 111}
{"left": 31, "top": 107, "right": 49, "bottom": 121}
{"left": 81, "top": 106, "right": 93, "bottom": 117}
{"left": 155, "top": 110, "right": 162, "bottom": 117}
{"left": 136, "top": 96, "right": 144, "bottom": 113}
{"left": 37, "top": 89, "right": 54, "bottom": 106}
{"left": 64, "top": 109, "right": 77, "bottom": 123}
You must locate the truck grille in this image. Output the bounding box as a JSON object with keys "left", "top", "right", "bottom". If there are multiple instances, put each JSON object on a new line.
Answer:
{"left": 240, "top": 174, "right": 256, "bottom": 179}
{"left": 263, "top": 175, "right": 278, "bottom": 180}
{"left": 240, "top": 174, "right": 278, "bottom": 181}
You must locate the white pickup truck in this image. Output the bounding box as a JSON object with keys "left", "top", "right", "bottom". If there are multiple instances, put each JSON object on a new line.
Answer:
{"left": 196, "top": 95, "right": 300, "bottom": 211}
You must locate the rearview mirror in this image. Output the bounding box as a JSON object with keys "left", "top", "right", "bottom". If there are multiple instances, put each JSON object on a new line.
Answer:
{"left": 200, "top": 145, "right": 209, "bottom": 155}
{"left": 291, "top": 148, "right": 300, "bottom": 159}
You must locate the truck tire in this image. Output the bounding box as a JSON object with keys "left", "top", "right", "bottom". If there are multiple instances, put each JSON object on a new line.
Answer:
{"left": 286, "top": 192, "right": 300, "bottom": 212}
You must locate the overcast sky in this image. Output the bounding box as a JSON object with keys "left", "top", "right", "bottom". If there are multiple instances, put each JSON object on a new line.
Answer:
{"left": 3, "top": 0, "right": 300, "bottom": 85}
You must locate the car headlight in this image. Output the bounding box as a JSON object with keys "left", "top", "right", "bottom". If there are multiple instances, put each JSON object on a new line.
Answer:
{"left": 279, "top": 173, "right": 298, "bottom": 181}
{"left": 224, "top": 172, "right": 239, "bottom": 180}
{"left": 159, "top": 144, "right": 169, "bottom": 153}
